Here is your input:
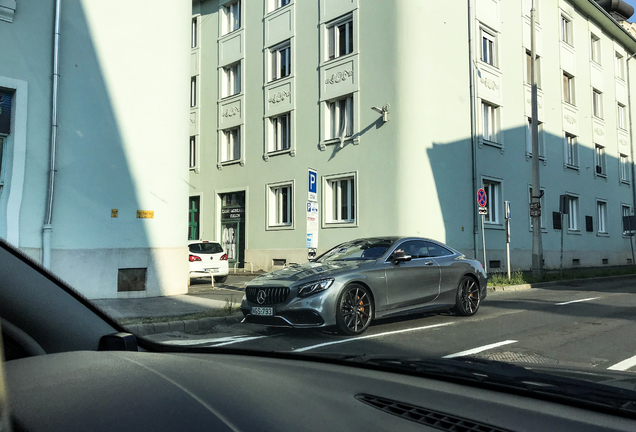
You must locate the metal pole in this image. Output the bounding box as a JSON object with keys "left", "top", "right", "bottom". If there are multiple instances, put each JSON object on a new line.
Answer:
{"left": 467, "top": 0, "right": 479, "bottom": 261}
{"left": 560, "top": 213, "right": 564, "bottom": 276}
{"left": 506, "top": 218, "right": 511, "bottom": 280}
{"left": 530, "top": 1, "right": 543, "bottom": 277}
{"left": 482, "top": 214, "right": 487, "bottom": 273}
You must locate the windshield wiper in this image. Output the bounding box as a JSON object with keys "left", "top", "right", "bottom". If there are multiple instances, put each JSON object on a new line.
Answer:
{"left": 337, "top": 355, "right": 636, "bottom": 418}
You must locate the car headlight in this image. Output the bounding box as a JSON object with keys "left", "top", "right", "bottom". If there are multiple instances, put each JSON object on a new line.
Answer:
{"left": 297, "top": 279, "right": 334, "bottom": 298}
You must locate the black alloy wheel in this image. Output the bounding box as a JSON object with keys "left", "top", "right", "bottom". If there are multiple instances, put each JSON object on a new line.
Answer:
{"left": 214, "top": 275, "right": 228, "bottom": 283}
{"left": 336, "top": 284, "right": 373, "bottom": 336}
{"left": 454, "top": 276, "right": 481, "bottom": 316}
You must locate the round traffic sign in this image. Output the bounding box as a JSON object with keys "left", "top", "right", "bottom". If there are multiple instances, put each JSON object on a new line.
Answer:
{"left": 477, "top": 188, "right": 487, "bottom": 207}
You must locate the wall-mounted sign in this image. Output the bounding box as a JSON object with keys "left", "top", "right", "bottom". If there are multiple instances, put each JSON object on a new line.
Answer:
{"left": 221, "top": 207, "right": 245, "bottom": 220}
{"left": 308, "top": 168, "right": 318, "bottom": 202}
{"left": 111, "top": 209, "right": 118, "bottom": 218}
{"left": 306, "top": 201, "right": 319, "bottom": 248}
{"left": 136, "top": 210, "right": 154, "bottom": 219}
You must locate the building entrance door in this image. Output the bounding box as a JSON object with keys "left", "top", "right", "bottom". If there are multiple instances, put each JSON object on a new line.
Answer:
{"left": 220, "top": 191, "right": 245, "bottom": 269}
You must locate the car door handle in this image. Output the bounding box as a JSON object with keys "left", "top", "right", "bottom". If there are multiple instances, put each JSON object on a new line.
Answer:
{"left": 424, "top": 261, "right": 434, "bottom": 266}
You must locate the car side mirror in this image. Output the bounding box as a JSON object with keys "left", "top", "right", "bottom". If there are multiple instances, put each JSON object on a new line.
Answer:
{"left": 392, "top": 251, "right": 412, "bottom": 263}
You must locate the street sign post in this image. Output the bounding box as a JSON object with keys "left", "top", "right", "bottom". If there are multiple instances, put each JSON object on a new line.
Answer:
{"left": 529, "top": 202, "right": 541, "bottom": 218}
{"left": 504, "top": 201, "right": 511, "bottom": 280}
{"left": 308, "top": 168, "right": 318, "bottom": 202}
{"left": 477, "top": 188, "right": 487, "bottom": 273}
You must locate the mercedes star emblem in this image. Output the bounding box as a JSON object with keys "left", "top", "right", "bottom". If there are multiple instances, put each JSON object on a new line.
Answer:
{"left": 256, "top": 290, "right": 267, "bottom": 305}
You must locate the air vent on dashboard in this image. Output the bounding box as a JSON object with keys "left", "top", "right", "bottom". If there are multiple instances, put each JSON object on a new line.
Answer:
{"left": 355, "top": 394, "right": 511, "bottom": 432}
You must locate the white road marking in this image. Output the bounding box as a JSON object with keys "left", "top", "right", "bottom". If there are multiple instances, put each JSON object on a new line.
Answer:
{"left": 608, "top": 354, "right": 636, "bottom": 371}
{"left": 210, "top": 336, "right": 269, "bottom": 347}
{"left": 293, "top": 322, "right": 455, "bottom": 353}
{"left": 555, "top": 297, "right": 600, "bottom": 306}
{"left": 442, "top": 340, "right": 517, "bottom": 359}
{"left": 162, "top": 335, "right": 266, "bottom": 346}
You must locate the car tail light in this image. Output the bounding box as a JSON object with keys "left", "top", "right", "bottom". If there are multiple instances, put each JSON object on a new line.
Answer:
{"left": 220, "top": 254, "right": 228, "bottom": 261}
{"left": 189, "top": 255, "right": 202, "bottom": 262}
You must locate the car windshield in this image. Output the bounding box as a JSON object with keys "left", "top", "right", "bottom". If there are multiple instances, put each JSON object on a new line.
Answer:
{"left": 189, "top": 243, "right": 224, "bottom": 254}
{"left": 314, "top": 239, "right": 394, "bottom": 262}
{"left": 5, "top": 1, "right": 636, "bottom": 422}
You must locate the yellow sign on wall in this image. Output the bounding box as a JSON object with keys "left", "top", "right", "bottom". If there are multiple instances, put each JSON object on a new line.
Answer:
{"left": 111, "top": 209, "right": 118, "bottom": 218}
{"left": 136, "top": 210, "right": 154, "bottom": 219}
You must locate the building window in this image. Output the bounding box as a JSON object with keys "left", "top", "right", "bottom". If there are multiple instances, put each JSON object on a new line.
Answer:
{"left": 221, "top": 127, "right": 240, "bottom": 162}
{"left": 191, "top": 17, "right": 198, "bottom": 48}
{"left": 592, "top": 89, "right": 603, "bottom": 119}
{"left": 222, "top": 1, "right": 241, "bottom": 35}
{"left": 525, "top": 117, "right": 545, "bottom": 157}
{"left": 595, "top": 144, "right": 606, "bottom": 176}
{"left": 620, "top": 154, "right": 630, "bottom": 183}
{"left": 525, "top": 50, "right": 541, "bottom": 88}
{"left": 222, "top": 62, "right": 241, "bottom": 98}
{"left": 563, "top": 72, "right": 575, "bottom": 105}
{"left": 481, "top": 101, "right": 499, "bottom": 143}
{"left": 561, "top": 15, "right": 572, "bottom": 45}
{"left": 188, "top": 196, "right": 201, "bottom": 241}
{"left": 616, "top": 52, "right": 625, "bottom": 80}
{"left": 325, "top": 175, "right": 356, "bottom": 224}
{"left": 567, "top": 195, "right": 579, "bottom": 231}
{"left": 483, "top": 180, "right": 501, "bottom": 225}
{"left": 327, "top": 95, "right": 353, "bottom": 141}
{"left": 618, "top": 103, "right": 626, "bottom": 130}
{"left": 481, "top": 28, "right": 496, "bottom": 67}
{"left": 190, "top": 76, "right": 197, "bottom": 108}
{"left": 327, "top": 16, "right": 353, "bottom": 60}
{"left": 623, "top": 205, "right": 633, "bottom": 235}
{"left": 564, "top": 133, "right": 578, "bottom": 168}
{"left": 269, "top": 112, "right": 291, "bottom": 152}
{"left": 590, "top": 34, "right": 601, "bottom": 64}
{"left": 268, "top": 183, "right": 293, "bottom": 227}
{"left": 189, "top": 136, "right": 197, "bottom": 169}
{"left": 269, "top": 0, "right": 290, "bottom": 11}
{"left": 270, "top": 42, "right": 291, "bottom": 81}
{"left": 529, "top": 186, "right": 546, "bottom": 229}
{"left": 597, "top": 201, "right": 608, "bottom": 234}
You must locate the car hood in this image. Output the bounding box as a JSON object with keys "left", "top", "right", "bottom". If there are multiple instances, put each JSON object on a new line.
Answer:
{"left": 247, "top": 261, "right": 372, "bottom": 287}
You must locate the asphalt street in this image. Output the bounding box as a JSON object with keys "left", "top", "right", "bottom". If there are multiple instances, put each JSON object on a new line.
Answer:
{"left": 147, "top": 277, "right": 636, "bottom": 372}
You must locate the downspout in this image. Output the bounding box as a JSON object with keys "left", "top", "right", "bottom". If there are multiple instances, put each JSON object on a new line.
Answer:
{"left": 43, "top": 0, "right": 61, "bottom": 269}
{"left": 627, "top": 54, "right": 636, "bottom": 236}
{"left": 467, "top": 0, "right": 478, "bottom": 260}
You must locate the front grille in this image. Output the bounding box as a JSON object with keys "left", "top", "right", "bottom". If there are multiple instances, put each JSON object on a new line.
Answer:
{"left": 356, "top": 394, "right": 511, "bottom": 432}
{"left": 246, "top": 286, "right": 290, "bottom": 305}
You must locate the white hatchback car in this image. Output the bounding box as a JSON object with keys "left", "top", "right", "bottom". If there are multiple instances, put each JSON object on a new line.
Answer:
{"left": 188, "top": 240, "right": 229, "bottom": 283}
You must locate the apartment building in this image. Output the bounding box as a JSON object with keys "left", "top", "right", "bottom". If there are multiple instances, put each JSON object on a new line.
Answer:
{"left": 189, "top": 0, "right": 636, "bottom": 272}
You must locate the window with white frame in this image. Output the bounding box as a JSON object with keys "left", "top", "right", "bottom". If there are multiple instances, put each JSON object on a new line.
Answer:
{"left": 590, "top": 34, "right": 601, "bottom": 64}
{"left": 561, "top": 15, "right": 572, "bottom": 45}
{"left": 221, "top": 127, "right": 240, "bottom": 162}
{"left": 189, "top": 136, "right": 197, "bottom": 169}
{"left": 190, "top": 76, "right": 197, "bottom": 108}
{"left": 529, "top": 186, "right": 546, "bottom": 229}
{"left": 325, "top": 175, "right": 356, "bottom": 224}
{"left": 268, "top": 183, "right": 293, "bottom": 227}
{"left": 222, "top": 62, "right": 241, "bottom": 98}
{"left": 269, "top": 112, "right": 291, "bottom": 152}
{"left": 597, "top": 200, "right": 607, "bottom": 234}
{"left": 222, "top": 1, "right": 241, "bottom": 35}
{"left": 595, "top": 144, "right": 606, "bottom": 176}
{"left": 616, "top": 52, "right": 625, "bottom": 80}
{"left": 623, "top": 205, "right": 633, "bottom": 235}
{"left": 525, "top": 50, "right": 541, "bottom": 88}
{"left": 592, "top": 89, "right": 603, "bottom": 119}
{"left": 564, "top": 133, "right": 578, "bottom": 167}
{"left": 525, "top": 117, "right": 545, "bottom": 157}
{"left": 620, "top": 153, "right": 630, "bottom": 183}
{"left": 618, "top": 103, "right": 626, "bottom": 130}
{"left": 327, "top": 16, "right": 353, "bottom": 60}
{"left": 191, "top": 17, "right": 198, "bottom": 48}
{"left": 483, "top": 180, "right": 501, "bottom": 225}
{"left": 567, "top": 195, "right": 579, "bottom": 231}
{"left": 481, "top": 28, "right": 496, "bottom": 67}
{"left": 327, "top": 95, "right": 353, "bottom": 141}
{"left": 268, "top": 0, "right": 290, "bottom": 12}
{"left": 481, "top": 101, "right": 499, "bottom": 143}
{"left": 563, "top": 72, "right": 575, "bottom": 105}
{"left": 270, "top": 42, "right": 291, "bottom": 81}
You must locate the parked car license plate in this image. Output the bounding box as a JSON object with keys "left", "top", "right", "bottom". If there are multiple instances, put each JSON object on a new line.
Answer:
{"left": 251, "top": 307, "right": 274, "bottom": 316}
{"left": 204, "top": 268, "right": 219, "bottom": 273}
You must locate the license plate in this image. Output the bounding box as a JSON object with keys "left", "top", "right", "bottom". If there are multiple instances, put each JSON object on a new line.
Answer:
{"left": 251, "top": 307, "right": 274, "bottom": 316}
{"left": 204, "top": 268, "right": 219, "bottom": 273}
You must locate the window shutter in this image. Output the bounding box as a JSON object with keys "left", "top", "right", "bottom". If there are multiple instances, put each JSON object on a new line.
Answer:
{"left": 585, "top": 216, "right": 593, "bottom": 232}
{"left": 345, "top": 97, "right": 353, "bottom": 136}
{"left": 328, "top": 26, "right": 335, "bottom": 59}
{"left": 552, "top": 212, "right": 562, "bottom": 230}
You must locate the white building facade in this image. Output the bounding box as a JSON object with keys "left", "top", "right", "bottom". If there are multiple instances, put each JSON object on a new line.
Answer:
{"left": 189, "top": 0, "right": 636, "bottom": 273}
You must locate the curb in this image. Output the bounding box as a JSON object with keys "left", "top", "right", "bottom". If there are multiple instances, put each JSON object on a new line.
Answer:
{"left": 124, "top": 314, "right": 244, "bottom": 337}
{"left": 487, "top": 273, "right": 636, "bottom": 293}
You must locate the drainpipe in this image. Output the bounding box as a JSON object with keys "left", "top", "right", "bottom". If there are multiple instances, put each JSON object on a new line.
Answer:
{"left": 43, "top": 0, "right": 61, "bottom": 269}
{"left": 467, "top": 0, "right": 478, "bottom": 260}
{"left": 627, "top": 53, "right": 636, "bottom": 264}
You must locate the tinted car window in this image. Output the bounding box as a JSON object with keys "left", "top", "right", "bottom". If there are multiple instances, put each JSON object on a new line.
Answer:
{"left": 425, "top": 241, "right": 453, "bottom": 257}
{"left": 394, "top": 240, "right": 430, "bottom": 259}
{"left": 317, "top": 239, "right": 394, "bottom": 262}
{"left": 189, "top": 243, "right": 224, "bottom": 254}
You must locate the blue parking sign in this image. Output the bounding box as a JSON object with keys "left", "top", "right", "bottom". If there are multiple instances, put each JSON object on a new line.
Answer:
{"left": 308, "top": 168, "right": 317, "bottom": 202}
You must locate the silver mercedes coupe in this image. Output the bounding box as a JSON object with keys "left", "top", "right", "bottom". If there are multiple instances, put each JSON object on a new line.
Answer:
{"left": 241, "top": 237, "right": 488, "bottom": 335}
